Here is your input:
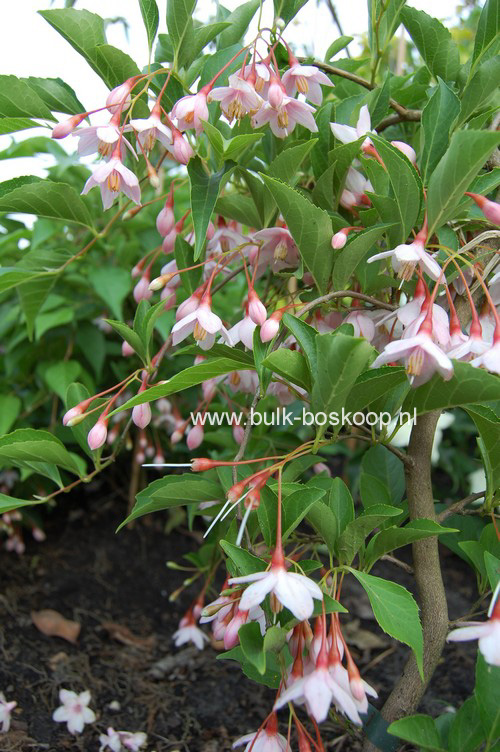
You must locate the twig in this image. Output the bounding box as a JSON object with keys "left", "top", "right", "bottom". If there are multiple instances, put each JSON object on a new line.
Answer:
{"left": 437, "top": 492, "right": 485, "bottom": 523}
{"left": 380, "top": 554, "right": 414, "bottom": 574}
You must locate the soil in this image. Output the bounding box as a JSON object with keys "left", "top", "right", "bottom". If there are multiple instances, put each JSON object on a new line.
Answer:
{"left": 0, "top": 482, "right": 480, "bottom": 752}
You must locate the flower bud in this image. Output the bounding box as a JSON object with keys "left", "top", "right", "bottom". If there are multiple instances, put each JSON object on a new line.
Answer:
{"left": 162, "top": 228, "right": 177, "bottom": 254}
{"left": 132, "top": 402, "right": 152, "bottom": 429}
{"left": 133, "top": 275, "right": 153, "bottom": 303}
{"left": 191, "top": 457, "right": 215, "bottom": 472}
{"left": 331, "top": 229, "right": 348, "bottom": 249}
{"left": 232, "top": 423, "right": 245, "bottom": 444}
{"left": 156, "top": 204, "right": 175, "bottom": 237}
{"left": 227, "top": 479, "right": 248, "bottom": 502}
{"left": 161, "top": 287, "right": 176, "bottom": 310}
{"left": 176, "top": 290, "right": 202, "bottom": 320}
{"left": 173, "top": 130, "right": 194, "bottom": 164}
{"left": 52, "top": 113, "right": 86, "bottom": 139}
{"left": 466, "top": 192, "right": 500, "bottom": 225}
{"left": 106, "top": 80, "right": 133, "bottom": 114}
{"left": 260, "top": 315, "right": 280, "bottom": 342}
{"left": 268, "top": 77, "right": 284, "bottom": 108}
{"left": 149, "top": 276, "right": 166, "bottom": 292}
{"left": 88, "top": 419, "right": 108, "bottom": 450}
{"left": 248, "top": 289, "right": 267, "bottom": 326}
{"left": 390, "top": 140, "right": 417, "bottom": 165}
{"left": 187, "top": 424, "right": 204, "bottom": 450}
{"left": 275, "top": 16, "right": 286, "bottom": 30}
{"left": 62, "top": 405, "right": 83, "bottom": 426}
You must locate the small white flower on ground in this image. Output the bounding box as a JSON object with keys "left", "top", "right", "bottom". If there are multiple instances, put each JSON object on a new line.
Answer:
{"left": 99, "top": 727, "right": 148, "bottom": 752}
{"left": 229, "top": 564, "right": 323, "bottom": 622}
{"left": 0, "top": 692, "right": 17, "bottom": 733}
{"left": 52, "top": 689, "right": 96, "bottom": 734}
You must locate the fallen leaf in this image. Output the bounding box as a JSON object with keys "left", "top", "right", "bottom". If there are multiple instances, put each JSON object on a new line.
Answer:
{"left": 343, "top": 618, "right": 387, "bottom": 650}
{"left": 31, "top": 610, "right": 80, "bottom": 643}
{"left": 101, "top": 621, "right": 155, "bottom": 650}
{"left": 48, "top": 651, "right": 69, "bottom": 671}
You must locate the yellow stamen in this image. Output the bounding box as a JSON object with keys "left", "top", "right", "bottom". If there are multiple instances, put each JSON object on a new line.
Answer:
{"left": 227, "top": 98, "right": 245, "bottom": 121}
{"left": 296, "top": 75, "right": 309, "bottom": 94}
{"left": 184, "top": 110, "right": 194, "bottom": 124}
{"left": 407, "top": 348, "right": 424, "bottom": 376}
{"left": 398, "top": 261, "right": 417, "bottom": 281}
{"left": 255, "top": 76, "right": 265, "bottom": 93}
{"left": 98, "top": 140, "right": 113, "bottom": 157}
{"left": 107, "top": 171, "right": 120, "bottom": 192}
{"left": 193, "top": 321, "right": 207, "bottom": 342}
{"left": 270, "top": 593, "right": 283, "bottom": 614}
{"left": 274, "top": 241, "right": 287, "bottom": 262}
{"left": 230, "top": 372, "right": 240, "bottom": 386}
{"left": 277, "top": 107, "right": 289, "bottom": 129}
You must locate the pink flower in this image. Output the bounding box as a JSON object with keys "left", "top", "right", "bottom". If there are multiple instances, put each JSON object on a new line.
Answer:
{"left": 391, "top": 140, "right": 417, "bottom": 165}
{"left": 345, "top": 311, "right": 376, "bottom": 341}
{"left": 252, "top": 97, "right": 318, "bottom": 138}
{"left": 132, "top": 403, "right": 152, "bottom": 429}
{"left": 466, "top": 192, "right": 500, "bottom": 225}
{"left": 368, "top": 238, "right": 442, "bottom": 281}
{"left": 252, "top": 227, "right": 299, "bottom": 271}
{"left": 209, "top": 74, "right": 263, "bottom": 121}
{"left": 0, "top": 692, "right": 17, "bottom": 733}
{"left": 243, "top": 62, "right": 271, "bottom": 95}
{"left": 248, "top": 290, "right": 267, "bottom": 326}
{"left": 447, "top": 321, "right": 488, "bottom": 361}
{"left": 223, "top": 605, "right": 266, "bottom": 650}
{"left": 233, "top": 715, "right": 290, "bottom": 752}
{"left": 330, "top": 104, "right": 372, "bottom": 146}
{"left": 171, "top": 299, "right": 233, "bottom": 350}
{"left": 75, "top": 123, "right": 136, "bottom": 160}
{"left": 52, "top": 689, "right": 96, "bottom": 735}
{"left": 171, "top": 90, "right": 209, "bottom": 134}
{"left": 156, "top": 201, "right": 175, "bottom": 237}
{"left": 106, "top": 80, "right": 133, "bottom": 114}
{"left": 129, "top": 110, "right": 172, "bottom": 153}
{"left": 82, "top": 157, "right": 140, "bottom": 210}
{"left": 282, "top": 63, "right": 334, "bottom": 104}
{"left": 187, "top": 424, "right": 204, "bottom": 450}
{"left": 332, "top": 229, "right": 348, "bottom": 249}
{"left": 229, "top": 564, "right": 323, "bottom": 622}
{"left": 447, "top": 588, "right": 500, "bottom": 666}
{"left": 260, "top": 315, "right": 280, "bottom": 343}
{"left": 99, "top": 728, "right": 148, "bottom": 752}
{"left": 371, "top": 330, "right": 454, "bottom": 387}
{"left": 133, "top": 275, "right": 153, "bottom": 302}
{"left": 172, "top": 129, "right": 194, "bottom": 164}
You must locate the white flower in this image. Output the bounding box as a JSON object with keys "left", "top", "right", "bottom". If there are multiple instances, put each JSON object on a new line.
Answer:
{"left": 129, "top": 111, "right": 173, "bottom": 153}
{"left": 330, "top": 104, "right": 372, "bottom": 146}
{"left": 233, "top": 730, "right": 290, "bottom": 752}
{"left": 282, "top": 63, "right": 334, "bottom": 104}
{"left": 447, "top": 588, "right": 500, "bottom": 666}
{"left": 228, "top": 315, "right": 256, "bottom": 349}
{"left": 252, "top": 97, "right": 318, "bottom": 138}
{"left": 368, "top": 238, "right": 442, "bottom": 281}
{"left": 171, "top": 301, "right": 233, "bottom": 351}
{"left": 0, "top": 693, "right": 17, "bottom": 733}
{"left": 75, "top": 123, "right": 136, "bottom": 160}
{"left": 52, "top": 689, "right": 96, "bottom": 735}
{"left": 470, "top": 339, "right": 500, "bottom": 375}
{"left": 229, "top": 564, "right": 323, "bottom": 622}
{"left": 99, "top": 727, "right": 148, "bottom": 752}
{"left": 81, "top": 157, "right": 140, "bottom": 210}
{"left": 171, "top": 91, "right": 209, "bottom": 134}
{"left": 173, "top": 611, "right": 209, "bottom": 650}
{"left": 371, "top": 330, "right": 454, "bottom": 387}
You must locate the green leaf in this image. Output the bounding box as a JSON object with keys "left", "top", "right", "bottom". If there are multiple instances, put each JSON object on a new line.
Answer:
{"left": 0, "top": 118, "right": 41, "bottom": 134}
{"left": 458, "top": 57, "right": 500, "bottom": 127}
{"left": 0, "top": 395, "right": 21, "bottom": 435}
{"left": 118, "top": 474, "right": 222, "bottom": 528}
{"left": 400, "top": 6, "right": 460, "bottom": 82}
{"left": 110, "top": 357, "right": 254, "bottom": 414}
{"left": 22, "top": 77, "right": 85, "bottom": 116}
{"left": 216, "top": 194, "right": 262, "bottom": 229}
{"left": 347, "top": 366, "right": 408, "bottom": 413}
{"left": 192, "top": 22, "right": 231, "bottom": 58}
{"left": 337, "top": 505, "right": 401, "bottom": 564}
{"left": 39, "top": 9, "right": 107, "bottom": 76}
{"left": 465, "top": 405, "right": 500, "bottom": 506}
{"left": 217, "top": 0, "right": 260, "bottom": 49}
{"left": 307, "top": 477, "right": 354, "bottom": 554}
{"left": 0, "top": 493, "right": 45, "bottom": 515}
{"left": 471, "top": 0, "right": 500, "bottom": 72}
{"left": 261, "top": 349, "right": 311, "bottom": 391}
{"left": 282, "top": 487, "right": 326, "bottom": 541}
{"left": 220, "top": 539, "right": 267, "bottom": 575}
{"left": 239, "top": 622, "right": 266, "bottom": 674}
{"left": 282, "top": 314, "right": 318, "bottom": 376}
{"left": 260, "top": 175, "right": 334, "bottom": 293}
{"left": 475, "top": 654, "right": 500, "bottom": 740}
{"left": 268, "top": 140, "right": 318, "bottom": 186}
{"left": 217, "top": 645, "right": 282, "bottom": 689}
{"left": 364, "top": 520, "right": 458, "bottom": 571}
{"left": 89, "top": 266, "right": 131, "bottom": 320}
{"left": 44, "top": 361, "right": 82, "bottom": 401}
{"left": 448, "top": 697, "right": 486, "bottom": 752}
{"left": 167, "top": 0, "right": 197, "bottom": 69}
{"left": 333, "top": 224, "right": 391, "bottom": 289}
{"left": 370, "top": 136, "right": 422, "bottom": 244}
{"left": 188, "top": 156, "right": 231, "bottom": 260}
{"left": 174, "top": 235, "right": 201, "bottom": 294}
{"left": 18, "top": 275, "right": 57, "bottom": 341}
{"left": 403, "top": 361, "right": 500, "bottom": 415}
{"left": 325, "top": 36, "right": 354, "bottom": 61}
{"left": 0, "top": 176, "right": 94, "bottom": 228}
{"left": 360, "top": 445, "right": 405, "bottom": 508}
{"left": 106, "top": 320, "right": 146, "bottom": 363}
{"left": 388, "top": 715, "right": 444, "bottom": 751}
{"left": 484, "top": 551, "right": 500, "bottom": 592}
{"left": 273, "top": 0, "right": 308, "bottom": 25}
{"left": 312, "top": 333, "right": 374, "bottom": 434}
{"left": 426, "top": 130, "right": 500, "bottom": 235}
{"left": 92, "top": 45, "right": 143, "bottom": 92}
{"left": 420, "top": 79, "right": 460, "bottom": 183}
{"left": 0, "top": 75, "right": 55, "bottom": 120}
{"left": 350, "top": 570, "right": 424, "bottom": 676}
{"left": 0, "top": 267, "right": 41, "bottom": 293}
{"left": 139, "top": 0, "right": 160, "bottom": 52}
{"left": 0, "top": 428, "right": 83, "bottom": 477}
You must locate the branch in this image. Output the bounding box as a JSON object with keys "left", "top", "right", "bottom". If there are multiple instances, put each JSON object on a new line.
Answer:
{"left": 300, "top": 58, "right": 421, "bottom": 122}
{"left": 437, "top": 492, "right": 485, "bottom": 523}
{"left": 365, "top": 411, "right": 448, "bottom": 744}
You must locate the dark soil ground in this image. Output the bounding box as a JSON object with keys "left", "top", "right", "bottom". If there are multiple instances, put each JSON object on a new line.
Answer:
{"left": 0, "top": 485, "right": 480, "bottom": 752}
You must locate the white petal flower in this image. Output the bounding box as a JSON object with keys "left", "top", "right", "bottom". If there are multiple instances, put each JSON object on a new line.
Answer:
{"left": 371, "top": 331, "right": 454, "bottom": 387}
{"left": 52, "top": 689, "right": 96, "bottom": 735}
{"left": 0, "top": 693, "right": 17, "bottom": 733}
{"left": 282, "top": 63, "right": 334, "bottom": 104}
